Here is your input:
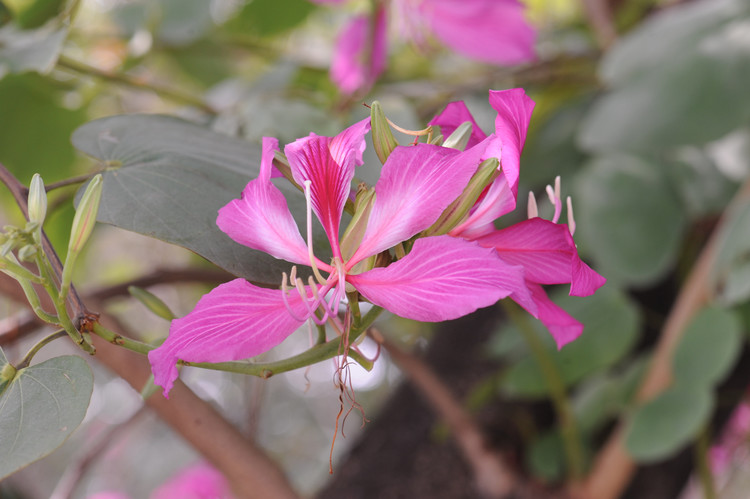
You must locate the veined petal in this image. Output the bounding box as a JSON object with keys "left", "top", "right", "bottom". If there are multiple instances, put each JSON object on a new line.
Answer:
{"left": 427, "top": 0, "right": 536, "bottom": 65}
{"left": 519, "top": 283, "right": 583, "bottom": 348}
{"left": 285, "top": 119, "right": 371, "bottom": 256}
{"left": 348, "top": 236, "right": 533, "bottom": 321}
{"left": 148, "top": 279, "right": 309, "bottom": 396}
{"left": 475, "top": 218, "right": 606, "bottom": 296}
{"left": 351, "top": 139, "right": 498, "bottom": 264}
{"left": 489, "top": 88, "right": 535, "bottom": 197}
{"left": 428, "top": 101, "right": 488, "bottom": 148}
{"left": 217, "top": 139, "right": 309, "bottom": 266}
{"left": 331, "top": 11, "right": 387, "bottom": 94}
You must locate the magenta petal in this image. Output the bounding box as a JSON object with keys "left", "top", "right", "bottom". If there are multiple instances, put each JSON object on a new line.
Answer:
{"left": 351, "top": 140, "right": 498, "bottom": 263}
{"left": 450, "top": 174, "right": 516, "bottom": 239}
{"left": 428, "top": 101, "right": 488, "bottom": 148}
{"left": 152, "top": 463, "right": 232, "bottom": 499}
{"left": 217, "top": 141, "right": 309, "bottom": 265}
{"left": 331, "top": 10, "right": 387, "bottom": 94}
{"left": 348, "top": 236, "right": 533, "bottom": 322}
{"left": 489, "top": 88, "right": 535, "bottom": 197}
{"left": 476, "top": 218, "right": 606, "bottom": 296}
{"left": 424, "top": 0, "right": 536, "bottom": 65}
{"left": 148, "top": 279, "right": 308, "bottom": 396}
{"left": 521, "top": 283, "right": 583, "bottom": 348}
{"left": 285, "top": 119, "right": 371, "bottom": 256}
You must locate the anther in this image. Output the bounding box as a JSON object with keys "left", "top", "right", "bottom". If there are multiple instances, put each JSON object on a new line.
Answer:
{"left": 527, "top": 191, "right": 538, "bottom": 219}
{"left": 545, "top": 183, "right": 562, "bottom": 224}
{"left": 566, "top": 196, "right": 576, "bottom": 236}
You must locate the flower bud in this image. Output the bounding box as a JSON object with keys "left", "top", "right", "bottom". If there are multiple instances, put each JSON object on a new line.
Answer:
{"left": 370, "top": 101, "right": 399, "bottom": 165}
{"left": 340, "top": 184, "right": 376, "bottom": 262}
{"left": 17, "top": 244, "right": 37, "bottom": 262}
{"left": 442, "top": 121, "right": 473, "bottom": 150}
{"left": 423, "top": 157, "right": 500, "bottom": 236}
{"left": 27, "top": 174, "right": 47, "bottom": 227}
{"left": 69, "top": 175, "right": 103, "bottom": 254}
{"left": 0, "top": 362, "right": 17, "bottom": 395}
{"left": 128, "top": 285, "right": 176, "bottom": 321}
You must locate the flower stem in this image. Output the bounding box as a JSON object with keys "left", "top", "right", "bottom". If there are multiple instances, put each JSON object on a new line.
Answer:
{"left": 16, "top": 329, "right": 68, "bottom": 369}
{"left": 91, "top": 322, "right": 154, "bottom": 355}
{"left": 501, "top": 300, "right": 585, "bottom": 479}
{"left": 695, "top": 425, "right": 717, "bottom": 499}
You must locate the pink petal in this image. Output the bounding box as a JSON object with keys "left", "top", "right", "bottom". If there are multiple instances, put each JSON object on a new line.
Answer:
{"left": 152, "top": 462, "right": 234, "bottom": 499}
{"left": 521, "top": 283, "right": 583, "bottom": 348}
{"left": 285, "top": 119, "right": 371, "bottom": 257}
{"left": 148, "top": 279, "right": 309, "bottom": 397}
{"left": 489, "top": 88, "right": 535, "bottom": 197}
{"left": 449, "top": 174, "right": 516, "bottom": 239}
{"left": 476, "top": 218, "right": 606, "bottom": 296}
{"left": 350, "top": 139, "right": 499, "bottom": 264}
{"left": 331, "top": 9, "right": 387, "bottom": 94}
{"left": 217, "top": 138, "right": 309, "bottom": 266}
{"left": 348, "top": 235, "right": 533, "bottom": 322}
{"left": 428, "top": 101, "right": 488, "bottom": 148}
{"left": 422, "top": 0, "right": 536, "bottom": 65}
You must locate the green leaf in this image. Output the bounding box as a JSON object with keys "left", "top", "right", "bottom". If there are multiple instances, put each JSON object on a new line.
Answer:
{"left": 625, "top": 383, "right": 713, "bottom": 463}
{"left": 0, "top": 20, "right": 66, "bottom": 78}
{"left": 71, "top": 114, "right": 327, "bottom": 285}
{"left": 502, "top": 284, "right": 641, "bottom": 398}
{"left": 673, "top": 307, "right": 742, "bottom": 387}
{"left": 712, "top": 198, "right": 750, "bottom": 306}
{"left": 573, "top": 154, "right": 687, "bottom": 286}
{"left": 526, "top": 431, "right": 565, "bottom": 482}
{"left": 225, "top": 0, "right": 316, "bottom": 37}
{"left": 0, "top": 348, "right": 93, "bottom": 479}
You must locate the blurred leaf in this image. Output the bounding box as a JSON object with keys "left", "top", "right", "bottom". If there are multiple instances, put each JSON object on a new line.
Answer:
{"left": 625, "top": 383, "right": 713, "bottom": 463}
{"left": 713, "top": 198, "right": 750, "bottom": 305}
{"left": 579, "top": 0, "right": 750, "bottom": 153}
{"left": 574, "top": 154, "right": 687, "bottom": 286}
{"left": 157, "top": 0, "right": 213, "bottom": 46}
{"left": 0, "top": 74, "right": 86, "bottom": 184}
{"left": 673, "top": 307, "right": 742, "bottom": 387}
{"left": 573, "top": 375, "right": 624, "bottom": 434}
{"left": 0, "top": 20, "right": 66, "bottom": 77}
{"left": 226, "top": 0, "right": 316, "bottom": 37}
{"left": 10, "top": 0, "right": 64, "bottom": 29}
{"left": 502, "top": 284, "right": 641, "bottom": 398}
{"left": 165, "top": 40, "right": 233, "bottom": 87}
{"left": 71, "top": 114, "right": 329, "bottom": 285}
{"left": 527, "top": 431, "right": 565, "bottom": 482}
{"left": 0, "top": 348, "right": 93, "bottom": 479}
{"left": 0, "top": 1, "right": 13, "bottom": 26}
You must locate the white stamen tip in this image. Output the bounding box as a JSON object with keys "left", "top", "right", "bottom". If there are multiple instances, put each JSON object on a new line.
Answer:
{"left": 545, "top": 184, "right": 556, "bottom": 205}
{"left": 527, "top": 191, "right": 538, "bottom": 219}
{"left": 554, "top": 176, "right": 561, "bottom": 201}
{"left": 567, "top": 196, "right": 576, "bottom": 236}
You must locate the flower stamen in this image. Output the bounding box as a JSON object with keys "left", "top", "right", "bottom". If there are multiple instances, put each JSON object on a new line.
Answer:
{"left": 527, "top": 191, "right": 538, "bottom": 219}
{"left": 567, "top": 196, "right": 576, "bottom": 236}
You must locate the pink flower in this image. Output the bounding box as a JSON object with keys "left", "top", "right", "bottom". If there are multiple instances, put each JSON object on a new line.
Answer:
{"left": 321, "top": 0, "right": 536, "bottom": 94}
{"left": 430, "top": 89, "right": 606, "bottom": 347}
{"left": 148, "top": 115, "right": 534, "bottom": 396}
{"left": 151, "top": 462, "right": 234, "bottom": 499}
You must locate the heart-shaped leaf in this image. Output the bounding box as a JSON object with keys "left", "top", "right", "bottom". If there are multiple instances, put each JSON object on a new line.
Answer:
{"left": 0, "top": 347, "right": 93, "bottom": 479}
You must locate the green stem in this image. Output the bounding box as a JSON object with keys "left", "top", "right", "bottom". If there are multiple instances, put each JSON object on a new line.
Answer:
{"left": 12, "top": 274, "right": 58, "bottom": 324}
{"left": 16, "top": 330, "right": 68, "bottom": 369}
{"left": 316, "top": 323, "right": 327, "bottom": 345}
{"left": 501, "top": 300, "right": 585, "bottom": 479}
{"left": 92, "top": 323, "right": 154, "bottom": 355}
{"left": 56, "top": 55, "right": 215, "bottom": 114}
{"left": 695, "top": 425, "right": 717, "bottom": 499}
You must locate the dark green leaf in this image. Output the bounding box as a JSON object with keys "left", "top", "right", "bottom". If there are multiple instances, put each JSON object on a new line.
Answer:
{"left": 673, "top": 306, "right": 742, "bottom": 387}
{"left": 712, "top": 198, "right": 750, "bottom": 306}
{"left": 0, "top": 348, "right": 93, "bottom": 479}
{"left": 226, "top": 0, "right": 316, "bottom": 37}
{"left": 625, "top": 383, "right": 713, "bottom": 463}
{"left": 71, "top": 114, "right": 327, "bottom": 285}
{"left": 0, "top": 20, "right": 66, "bottom": 77}
{"left": 573, "top": 154, "right": 687, "bottom": 286}
{"left": 526, "top": 431, "right": 565, "bottom": 482}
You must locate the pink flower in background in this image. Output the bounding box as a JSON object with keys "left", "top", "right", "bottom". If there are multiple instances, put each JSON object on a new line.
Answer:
{"left": 151, "top": 462, "right": 234, "bottom": 499}
{"left": 430, "top": 89, "right": 606, "bottom": 346}
{"left": 313, "top": 0, "right": 536, "bottom": 93}
{"left": 148, "top": 113, "right": 534, "bottom": 396}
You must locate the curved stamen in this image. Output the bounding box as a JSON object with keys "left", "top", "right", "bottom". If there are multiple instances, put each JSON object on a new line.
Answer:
{"left": 527, "top": 191, "right": 538, "bottom": 219}
{"left": 281, "top": 271, "right": 310, "bottom": 322}
{"left": 567, "top": 196, "right": 576, "bottom": 236}
{"left": 545, "top": 183, "right": 562, "bottom": 223}
{"left": 304, "top": 180, "right": 328, "bottom": 286}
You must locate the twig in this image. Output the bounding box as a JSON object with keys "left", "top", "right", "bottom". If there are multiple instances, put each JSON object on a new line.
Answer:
{"left": 579, "top": 178, "right": 750, "bottom": 499}
{"left": 369, "top": 328, "right": 518, "bottom": 498}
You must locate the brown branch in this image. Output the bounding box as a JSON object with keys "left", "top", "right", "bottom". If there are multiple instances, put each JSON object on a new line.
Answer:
{"left": 578, "top": 178, "right": 750, "bottom": 499}
{"left": 369, "top": 328, "right": 518, "bottom": 498}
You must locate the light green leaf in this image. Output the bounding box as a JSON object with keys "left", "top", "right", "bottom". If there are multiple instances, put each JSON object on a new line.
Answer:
{"left": 625, "top": 383, "right": 713, "bottom": 463}
{"left": 0, "top": 20, "right": 66, "bottom": 78}
{"left": 574, "top": 154, "right": 687, "bottom": 286}
{"left": 501, "top": 284, "right": 641, "bottom": 398}
{"left": 0, "top": 348, "right": 93, "bottom": 479}
{"left": 673, "top": 307, "right": 742, "bottom": 387}
{"left": 71, "top": 114, "right": 327, "bottom": 285}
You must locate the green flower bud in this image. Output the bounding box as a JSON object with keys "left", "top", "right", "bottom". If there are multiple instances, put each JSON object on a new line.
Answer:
{"left": 428, "top": 133, "right": 444, "bottom": 145}
{"left": 128, "top": 285, "right": 176, "bottom": 321}
{"left": 340, "top": 184, "right": 376, "bottom": 262}
{"left": 442, "top": 121, "right": 473, "bottom": 150}
{"left": 17, "top": 244, "right": 37, "bottom": 262}
{"left": 69, "top": 175, "right": 103, "bottom": 254}
{"left": 0, "top": 362, "right": 18, "bottom": 395}
{"left": 423, "top": 157, "right": 500, "bottom": 236}
{"left": 370, "top": 101, "right": 399, "bottom": 165}
{"left": 27, "top": 174, "right": 47, "bottom": 227}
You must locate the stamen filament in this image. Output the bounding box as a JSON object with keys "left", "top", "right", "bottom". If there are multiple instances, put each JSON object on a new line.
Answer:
{"left": 567, "top": 196, "right": 576, "bottom": 236}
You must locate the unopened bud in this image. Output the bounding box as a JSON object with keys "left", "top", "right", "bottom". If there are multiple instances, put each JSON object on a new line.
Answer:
{"left": 370, "top": 101, "right": 399, "bottom": 165}
{"left": 423, "top": 157, "right": 500, "bottom": 236}
{"left": 442, "top": 121, "right": 473, "bottom": 150}
{"left": 0, "top": 362, "right": 17, "bottom": 395}
{"left": 69, "top": 175, "right": 103, "bottom": 253}
{"left": 128, "top": 286, "right": 176, "bottom": 321}
{"left": 340, "top": 184, "right": 376, "bottom": 262}
{"left": 27, "top": 174, "right": 47, "bottom": 227}
{"left": 17, "top": 244, "right": 37, "bottom": 262}
{"left": 428, "top": 133, "right": 444, "bottom": 145}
